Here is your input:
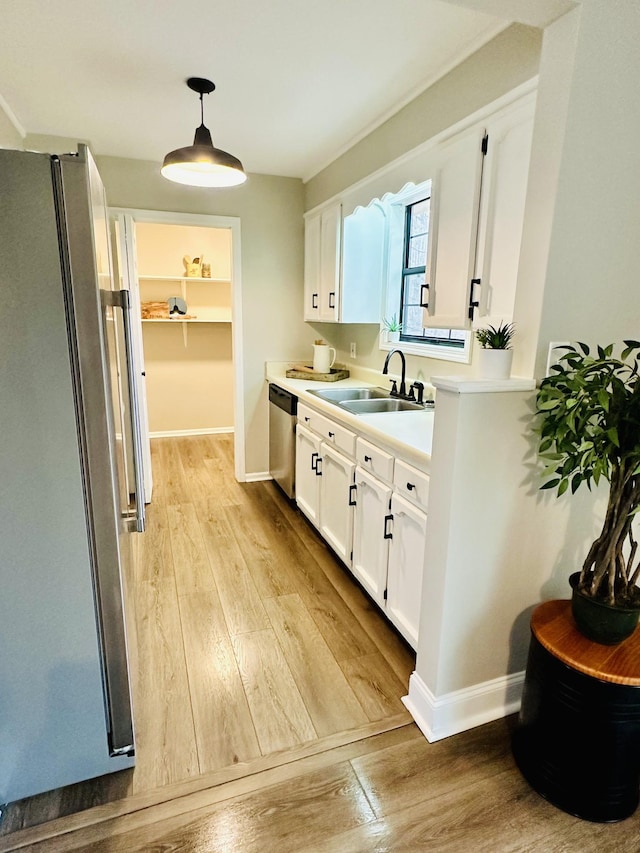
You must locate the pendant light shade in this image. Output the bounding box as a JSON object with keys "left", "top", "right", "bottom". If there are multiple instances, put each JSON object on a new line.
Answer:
{"left": 161, "top": 78, "right": 246, "bottom": 188}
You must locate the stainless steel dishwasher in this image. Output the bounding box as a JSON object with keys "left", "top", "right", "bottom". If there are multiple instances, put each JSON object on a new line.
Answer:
{"left": 269, "top": 384, "right": 297, "bottom": 499}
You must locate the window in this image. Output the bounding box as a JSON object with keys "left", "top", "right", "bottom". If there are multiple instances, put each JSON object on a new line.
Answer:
{"left": 379, "top": 181, "right": 470, "bottom": 359}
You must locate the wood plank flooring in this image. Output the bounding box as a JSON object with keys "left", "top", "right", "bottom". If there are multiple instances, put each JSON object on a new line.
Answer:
{"left": 3, "top": 436, "right": 640, "bottom": 850}
{"left": 6, "top": 718, "right": 640, "bottom": 852}
{"left": 0, "top": 434, "right": 414, "bottom": 843}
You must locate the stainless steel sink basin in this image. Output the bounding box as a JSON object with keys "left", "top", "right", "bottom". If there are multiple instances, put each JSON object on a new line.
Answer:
{"left": 339, "top": 398, "right": 426, "bottom": 414}
{"left": 307, "top": 386, "right": 390, "bottom": 403}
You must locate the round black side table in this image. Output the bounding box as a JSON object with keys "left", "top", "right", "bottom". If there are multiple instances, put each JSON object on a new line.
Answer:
{"left": 512, "top": 599, "right": 640, "bottom": 822}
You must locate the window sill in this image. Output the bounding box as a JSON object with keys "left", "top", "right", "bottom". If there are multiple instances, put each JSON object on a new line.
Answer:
{"left": 379, "top": 335, "right": 471, "bottom": 364}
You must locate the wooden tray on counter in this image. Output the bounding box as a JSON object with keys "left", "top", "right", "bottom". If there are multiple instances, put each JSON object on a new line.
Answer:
{"left": 285, "top": 364, "right": 350, "bottom": 382}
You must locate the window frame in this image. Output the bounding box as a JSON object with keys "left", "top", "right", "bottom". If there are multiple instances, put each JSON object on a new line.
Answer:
{"left": 381, "top": 181, "right": 471, "bottom": 363}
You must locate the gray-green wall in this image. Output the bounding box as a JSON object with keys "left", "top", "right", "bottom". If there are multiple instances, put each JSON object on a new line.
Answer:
{"left": 303, "top": 23, "right": 543, "bottom": 384}
{"left": 95, "top": 156, "right": 312, "bottom": 475}
{"left": 0, "top": 103, "right": 23, "bottom": 148}
{"left": 305, "top": 23, "right": 542, "bottom": 211}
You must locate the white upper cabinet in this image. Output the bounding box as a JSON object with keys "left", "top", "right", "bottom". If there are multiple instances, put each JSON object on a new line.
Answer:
{"left": 421, "top": 125, "right": 485, "bottom": 330}
{"left": 304, "top": 201, "right": 341, "bottom": 321}
{"left": 473, "top": 95, "right": 535, "bottom": 329}
{"left": 304, "top": 200, "right": 386, "bottom": 324}
{"left": 303, "top": 212, "right": 322, "bottom": 321}
{"left": 341, "top": 203, "right": 386, "bottom": 323}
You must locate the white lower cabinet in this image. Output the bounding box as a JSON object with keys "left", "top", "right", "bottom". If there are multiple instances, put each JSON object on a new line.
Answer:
{"left": 296, "top": 420, "right": 355, "bottom": 566}
{"left": 296, "top": 408, "right": 429, "bottom": 650}
{"left": 295, "top": 423, "right": 322, "bottom": 527}
{"left": 352, "top": 466, "right": 392, "bottom": 607}
{"left": 319, "top": 443, "right": 355, "bottom": 566}
{"left": 386, "top": 492, "right": 428, "bottom": 649}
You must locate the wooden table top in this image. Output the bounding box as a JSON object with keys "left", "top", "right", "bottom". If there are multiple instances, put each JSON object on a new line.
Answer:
{"left": 531, "top": 600, "right": 640, "bottom": 686}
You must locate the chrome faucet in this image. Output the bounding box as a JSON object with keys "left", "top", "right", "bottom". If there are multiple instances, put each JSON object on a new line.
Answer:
{"left": 382, "top": 349, "right": 407, "bottom": 398}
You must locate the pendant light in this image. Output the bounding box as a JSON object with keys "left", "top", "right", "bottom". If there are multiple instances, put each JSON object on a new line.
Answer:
{"left": 161, "top": 77, "right": 247, "bottom": 188}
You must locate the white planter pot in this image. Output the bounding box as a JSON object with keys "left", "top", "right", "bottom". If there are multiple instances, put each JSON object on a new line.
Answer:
{"left": 387, "top": 331, "right": 400, "bottom": 343}
{"left": 477, "top": 348, "right": 513, "bottom": 380}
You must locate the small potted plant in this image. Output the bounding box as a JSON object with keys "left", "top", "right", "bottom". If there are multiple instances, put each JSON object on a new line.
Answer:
{"left": 474, "top": 321, "right": 515, "bottom": 379}
{"left": 535, "top": 341, "right": 640, "bottom": 643}
{"left": 383, "top": 314, "right": 402, "bottom": 343}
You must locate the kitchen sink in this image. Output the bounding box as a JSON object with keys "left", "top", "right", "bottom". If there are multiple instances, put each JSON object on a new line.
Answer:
{"left": 339, "top": 398, "right": 426, "bottom": 414}
{"left": 307, "top": 386, "right": 390, "bottom": 403}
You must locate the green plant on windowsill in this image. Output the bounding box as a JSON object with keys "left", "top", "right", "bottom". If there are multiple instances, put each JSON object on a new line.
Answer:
{"left": 535, "top": 341, "right": 640, "bottom": 643}
{"left": 383, "top": 314, "right": 403, "bottom": 333}
{"left": 475, "top": 321, "right": 515, "bottom": 349}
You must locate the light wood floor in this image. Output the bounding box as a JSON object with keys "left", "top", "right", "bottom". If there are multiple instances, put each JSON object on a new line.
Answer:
{"left": 0, "top": 435, "right": 414, "bottom": 842}
{"left": 5, "top": 716, "right": 640, "bottom": 851}
{"left": 3, "top": 435, "right": 640, "bottom": 850}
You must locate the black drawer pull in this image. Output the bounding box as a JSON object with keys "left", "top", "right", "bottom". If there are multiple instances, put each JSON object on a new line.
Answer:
{"left": 312, "top": 293, "right": 318, "bottom": 309}
{"left": 364, "top": 455, "right": 372, "bottom": 462}
{"left": 349, "top": 484, "right": 357, "bottom": 506}
{"left": 328, "top": 431, "right": 335, "bottom": 438}
{"left": 407, "top": 482, "right": 416, "bottom": 491}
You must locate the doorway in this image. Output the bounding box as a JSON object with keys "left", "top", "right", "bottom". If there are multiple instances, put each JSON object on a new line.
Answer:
{"left": 111, "top": 208, "right": 246, "bottom": 483}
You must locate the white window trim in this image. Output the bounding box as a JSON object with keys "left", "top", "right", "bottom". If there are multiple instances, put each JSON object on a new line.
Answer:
{"left": 380, "top": 181, "right": 472, "bottom": 365}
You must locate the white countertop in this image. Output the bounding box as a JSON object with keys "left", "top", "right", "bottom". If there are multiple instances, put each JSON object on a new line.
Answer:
{"left": 265, "top": 362, "right": 434, "bottom": 469}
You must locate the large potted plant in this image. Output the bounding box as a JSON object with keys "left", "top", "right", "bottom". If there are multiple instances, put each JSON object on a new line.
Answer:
{"left": 535, "top": 341, "right": 640, "bottom": 643}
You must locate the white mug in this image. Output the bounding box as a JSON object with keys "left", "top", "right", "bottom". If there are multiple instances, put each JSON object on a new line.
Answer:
{"left": 313, "top": 344, "right": 336, "bottom": 373}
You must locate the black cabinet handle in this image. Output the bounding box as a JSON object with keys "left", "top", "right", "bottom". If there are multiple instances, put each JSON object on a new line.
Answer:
{"left": 384, "top": 514, "right": 393, "bottom": 540}
{"left": 304, "top": 415, "right": 310, "bottom": 422}
{"left": 311, "top": 452, "right": 319, "bottom": 472}
{"left": 328, "top": 431, "right": 335, "bottom": 438}
{"left": 329, "top": 291, "right": 335, "bottom": 308}
{"left": 407, "top": 482, "right": 416, "bottom": 491}
{"left": 420, "top": 283, "right": 429, "bottom": 308}
{"left": 312, "top": 293, "right": 318, "bottom": 309}
{"left": 364, "top": 455, "right": 372, "bottom": 462}
{"left": 315, "top": 456, "right": 322, "bottom": 476}
{"left": 349, "top": 484, "right": 357, "bottom": 506}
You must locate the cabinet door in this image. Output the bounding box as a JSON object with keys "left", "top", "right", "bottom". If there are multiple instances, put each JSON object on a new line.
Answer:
{"left": 352, "top": 466, "right": 392, "bottom": 607}
{"left": 341, "top": 204, "right": 386, "bottom": 324}
{"left": 473, "top": 96, "right": 535, "bottom": 328}
{"left": 422, "top": 126, "right": 485, "bottom": 330}
{"left": 295, "top": 423, "right": 322, "bottom": 528}
{"left": 303, "top": 212, "right": 321, "bottom": 321}
{"left": 319, "top": 441, "right": 355, "bottom": 566}
{"left": 319, "top": 203, "right": 342, "bottom": 322}
{"left": 386, "top": 492, "right": 427, "bottom": 649}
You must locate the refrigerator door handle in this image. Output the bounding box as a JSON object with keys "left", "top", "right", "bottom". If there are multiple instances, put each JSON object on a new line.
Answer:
{"left": 103, "top": 288, "right": 146, "bottom": 532}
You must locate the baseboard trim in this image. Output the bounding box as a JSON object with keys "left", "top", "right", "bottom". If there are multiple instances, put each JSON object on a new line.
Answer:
{"left": 244, "top": 472, "right": 272, "bottom": 483}
{"left": 149, "top": 427, "right": 234, "bottom": 438}
{"left": 402, "top": 670, "right": 524, "bottom": 743}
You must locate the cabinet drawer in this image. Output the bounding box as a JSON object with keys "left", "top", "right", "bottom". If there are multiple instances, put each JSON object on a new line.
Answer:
{"left": 317, "top": 413, "right": 355, "bottom": 457}
{"left": 297, "top": 403, "right": 355, "bottom": 457}
{"left": 393, "top": 460, "right": 430, "bottom": 510}
{"left": 356, "top": 438, "right": 394, "bottom": 482}
{"left": 297, "top": 402, "right": 317, "bottom": 430}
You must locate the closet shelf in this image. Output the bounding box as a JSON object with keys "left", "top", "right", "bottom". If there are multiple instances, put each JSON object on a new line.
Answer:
{"left": 138, "top": 275, "right": 230, "bottom": 284}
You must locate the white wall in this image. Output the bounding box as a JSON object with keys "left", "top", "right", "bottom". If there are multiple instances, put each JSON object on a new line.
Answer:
{"left": 512, "top": 8, "right": 581, "bottom": 377}
{"left": 535, "top": 0, "right": 640, "bottom": 371}
{"left": 408, "top": 0, "right": 640, "bottom": 740}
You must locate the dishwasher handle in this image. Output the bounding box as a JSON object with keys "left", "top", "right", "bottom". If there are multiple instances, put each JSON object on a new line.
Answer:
{"left": 269, "top": 383, "right": 298, "bottom": 416}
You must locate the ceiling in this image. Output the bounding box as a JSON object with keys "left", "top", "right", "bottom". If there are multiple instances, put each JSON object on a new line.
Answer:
{"left": 0, "top": 0, "right": 552, "bottom": 180}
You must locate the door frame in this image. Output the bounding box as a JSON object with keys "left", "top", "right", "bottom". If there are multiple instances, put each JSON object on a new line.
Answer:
{"left": 109, "top": 207, "right": 246, "bottom": 482}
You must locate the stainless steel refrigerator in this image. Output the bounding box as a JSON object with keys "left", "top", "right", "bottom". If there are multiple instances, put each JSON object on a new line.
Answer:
{"left": 0, "top": 145, "right": 145, "bottom": 804}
